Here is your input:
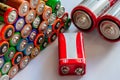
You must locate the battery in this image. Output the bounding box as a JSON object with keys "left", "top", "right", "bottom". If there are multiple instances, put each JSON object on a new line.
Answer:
{"left": 97, "top": 1, "right": 120, "bottom": 41}
{"left": 14, "top": 17, "right": 25, "bottom": 32}
{"left": 40, "top": 38, "right": 48, "bottom": 51}
{"left": 57, "top": 23, "right": 65, "bottom": 33}
{"left": 19, "top": 56, "right": 30, "bottom": 69}
{"left": 60, "top": 12, "right": 69, "bottom": 23}
{"left": 52, "top": 19, "right": 61, "bottom": 31}
{"left": 36, "top": 0, "right": 45, "bottom": 15}
{"left": 42, "top": 5, "right": 52, "bottom": 20}
{"left": 30, "top": 47, "right": 40, "bottom": 59}
{"left": 16, "top": 38, "right": 28, "bottom": 52}
{"left": 8, "top": 65, "right": 19, "bottom": 79}
{"left": 28, "top": 29, "right": 38, "bottom": 42}
{"left": 2, "top": 0, "right": 30, "bottom": 17}
{"left": 64, "top": 18, "right": 71, "bottom": 30}
{"left": 48, "top": 13, "right": 57, "bottom": 25}
{"left": 38, "top": 21, "right": 48, "bottom": 33}
{"left": 0, "top": 41, "right": 9, "bottom": 56}
{"left": 0, "top": 3, "right": 18, "bottom": 24}
{"left": 32, "top": 16, "right": 41, "bottom": 29}
{"left": 71, "top": 0, "right": 117, "bottom": 32}
{"left": 58, "top": 32, "right": 86, "bottom": 75}
{"left": 0, "top": 57, "right": 4, "bottom": 68}
{"left": 0, "top": 74, "right": 9, "bottom": 80}
{"left": 0, "top": 22, "right": 15, "bottom": 41}
{"left": 9, "top": 32, "right": 21, "bottom": 47}
{"left": 34, "top": 33, "right": 45, "bottom": 47}
{"left": 1, "top": 61, "right": 11, "bottom": 75}
{"left": 46, "top": 0, "right": 61, "bottom": 13}
{"left": 4, "top": 47, "right": 16, "bottom": 61}
{"left": 21, "top": 24, "right": 32, "bottom": 38}
{"left": 57, "top": 6, "right": 65, "bottom": 18}
{"left": 23, "top": 42, "right": 34, "bottom": 56}
{"left": 11, "top": 52, "right": 23, "bottom": 66}
{"left": 25, "top": 9, "right": 36, "bottom": 24}
{"left": 27, "top": 0, "right": 39, "bottom": 9}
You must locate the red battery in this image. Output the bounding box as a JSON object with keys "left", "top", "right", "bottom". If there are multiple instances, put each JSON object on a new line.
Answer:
{"left": 34, "top": 33, "right": 45, "bottom": 47}
{"left": 97, "top": 1, "right": 120, "bottom": 42}
{"left": 58, "top": 32, "right": 86, "bottom": 75}
{"left": 52, "top": 19, "right": 61, "bottom": 31}
{"left": 0, "top": 3, "right": 18, "bottom": 24}
{"left": 60, "top": 12, "right": 69, "bottom": 23}
{"left": 2, "top": 0, "right": 30, "bottom": 17}
{"left": 0, "top": 22, "right": 15, "bottom": 41}
{"left": 71, "top": 0, "right": 117, "bottom": 32}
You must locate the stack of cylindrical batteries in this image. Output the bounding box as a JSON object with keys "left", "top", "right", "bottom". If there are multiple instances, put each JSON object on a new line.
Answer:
{"left": 0, "top": 0, "right": 71, "bottom": 79}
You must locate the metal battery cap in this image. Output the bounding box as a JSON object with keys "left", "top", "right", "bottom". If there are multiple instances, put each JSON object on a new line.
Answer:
{"left": 75, "top": 67, "right": 84, "bottom": 75}
{"left": 33, "top": 16, "right": 41, "bottom": 28}
{"left": 0, "top": 58, "right": 4, "bottom": 68}
{"left": 48, "top": 13, "right": 56, "bottom": 25}
{"left": 20, "top": 56, "right": 30, "bottom": 69}
{"left": 8, "top": 10, "right": 17, "bottom": 24}
{"left": 61, "top": 66, "right": 70, "bottom": 74}
{"left": 100, "top": 20, "right": 120, "bottom": 40}
{"left": 15, "top": 18, "right": 25, "bottom": 31}
{"left": 11, "top": 33, "right": 21, "bottom": 46}
{"left": 73, "top": 10, "right": 92, "bottom": 30}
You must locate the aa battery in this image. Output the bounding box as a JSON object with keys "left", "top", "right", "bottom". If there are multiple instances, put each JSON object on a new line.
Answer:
{"left": 32, "top": 16, "right": 41, "bottom": 29}
{"left": 57, "top": 6, "right": 65, "bottom": 18}
{"left": 71, "top": 0, "right": 117, "bottom": 32}
{"left": 25, "top": 9, "right": 36, "bottom": 24}
{"left": 48, "top": 13, "right": 57, "bottom": 25}
{"left": 30, "top": 47, "right": 40, "bottom": 59}
{"left": 40, "top": 38, "right": 48, "bottom": 51}
{"left": 0, "top": 57, "right": 4, "bottom": 68}
{"left": 58, "top": 33, "right": 86, "bottom": 75}
{"left": 14, "top": 17, "right": 25, "bottom": 32}
{"left": 1, "top": 0, "right": 30, "bottom": 17}
{"left": 97, "top": 1, "right": 120, "bottom": 41}
{"left": 12, "top": 52, "right": 23, "bottom": 65}
{"left": 4, "top": 47, "right": 16, "bottom": 61}
{"left": 52, "top": 19, "right": 61, "bottom": 31}
{"left": 46, "top": 0, "right": 61, "bottom": 13}
{"left": 27, "top": 0, "right": 39, "bottom": 9}
{"left": 36, "top": 0, "right": 45, "bottom": 15}
{"left": 8, "top": 65, "right": 19, "bottom": 79}
{"left": 0, "top": 22, "right": 15, "bottom": 40}
{"left": 0, "top": 74, "right": 9, "bottom": 80}
{"left": 28, "top": 29, "right": 38, "bottom": 42}
{"left": 0, "top": 3, "right": 18, "bottom": 24}
{"left": 38, "top": 21, "right": 48, "bottom": 32}
{"left": 16, "top": 38, "right": 28, "bottom": 52}
{"left": 21, "top": 24, "right": 32, "bottom": 38}
{"left": 42, "top": 5, "right": 52, "bottom": 20}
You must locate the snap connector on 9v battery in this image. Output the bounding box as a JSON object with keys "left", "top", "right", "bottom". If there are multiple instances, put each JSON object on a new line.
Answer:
{"left": 58, "top": 32, "right": 86, "bottom": 76}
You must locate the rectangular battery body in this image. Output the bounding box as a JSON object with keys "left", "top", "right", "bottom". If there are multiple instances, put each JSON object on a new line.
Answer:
{"left": 58, "top": 32, "right": 86, "bottom": 76}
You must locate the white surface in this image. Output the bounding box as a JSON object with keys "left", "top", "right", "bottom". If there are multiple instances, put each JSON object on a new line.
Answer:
{"left": 13, "top": 0, "right": 120, "bottom": 80}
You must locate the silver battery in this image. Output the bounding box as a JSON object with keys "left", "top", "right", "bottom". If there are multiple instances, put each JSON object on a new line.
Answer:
{"left": 33, "top": 16, "right": 41, "bottom": 28}
{"left": 19, "top": 39, "right": 28, "bottom": 51}
{"left": 73, "top": 0, "right": 112, "bottom": 30}
{"left": 99, "top": 1, "right": 120, "bottom": 40}
{"left": 25, "top": 43, "right": 34, "bottom": 56}
{"left": 48, "top": 13, "right": 56, "bottom": 25}
{"left": 30, "top": 0, "right": 38, "bottom": 8}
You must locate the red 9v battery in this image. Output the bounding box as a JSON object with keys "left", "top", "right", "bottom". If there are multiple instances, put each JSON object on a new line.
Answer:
{"left": 58, "top": 32, "right": 86, "bottom": 76}
{"left": 71, "top": 0, "right": 117, "bottom": 32}
{"left": 97, "top": 1, "right": 120, "bottom": 42}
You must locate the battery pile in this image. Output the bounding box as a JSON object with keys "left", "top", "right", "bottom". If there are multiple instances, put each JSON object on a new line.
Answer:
{"left": 0, "top": 0, "right": 71, "bottom": 79}
{"left": 71, "top": 0, "right": 120, "bottom": 42}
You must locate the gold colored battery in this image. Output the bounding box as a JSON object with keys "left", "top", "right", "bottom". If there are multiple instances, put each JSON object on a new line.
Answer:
{"left": 1, "top": 0, "right": 30, "bottom": 17}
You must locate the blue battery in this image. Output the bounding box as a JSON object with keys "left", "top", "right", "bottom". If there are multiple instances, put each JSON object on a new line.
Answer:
{"left": 28, "top": 29, "right": 38, "bottom": 42}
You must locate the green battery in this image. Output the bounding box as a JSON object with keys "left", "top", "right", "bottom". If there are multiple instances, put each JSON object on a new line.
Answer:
{"left": 64, "top": 18, "right": 71, "bottom": 30}
{"left": 9, "top": 32, "right": 21, "bottom": 46}
{"left": 0, "top": 16, "right": 4, "bottom": 22}
{"left": 46, "top": 0, "right": 61, "bottom": 13}
{"left": 4, "top": 47, "right": 16, "bottom": 61}
{"left": 1, "top": 61, "right": 11, "bottom": 75}
{"left": 32, "top": 16, "right": 41, "bottom": 29}
{"left": 40, "top": 38, "right": 49, "bottom": 51}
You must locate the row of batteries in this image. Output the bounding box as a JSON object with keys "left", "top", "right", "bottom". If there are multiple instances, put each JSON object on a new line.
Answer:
{"left": 0, "top": 0, "right": 119, "bottom": 79}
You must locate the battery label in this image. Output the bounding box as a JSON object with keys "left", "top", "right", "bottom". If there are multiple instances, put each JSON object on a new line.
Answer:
{"left": 0, "top": 3, "right": 10, "bottom": 15}
{"left": 80, "top": 0, "right": 110, "bottom": 17}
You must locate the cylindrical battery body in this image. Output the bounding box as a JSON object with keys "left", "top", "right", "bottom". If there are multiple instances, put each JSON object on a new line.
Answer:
{"left": 58, "top": 33, "right": 86, "bottom": 75}
{"left": 0, "top": 3, "right": 18, "bottom": 24}
{"left": 97, "top": 1, "right": 120, "bottom": 41}
{"left": 71, "top": 0, "right": 117, "bottom": 32}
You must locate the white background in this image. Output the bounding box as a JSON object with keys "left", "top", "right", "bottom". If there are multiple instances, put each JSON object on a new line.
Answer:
{"left": 13, "top": 0, "right": 120, "bottom": 80}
